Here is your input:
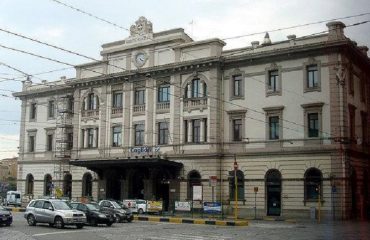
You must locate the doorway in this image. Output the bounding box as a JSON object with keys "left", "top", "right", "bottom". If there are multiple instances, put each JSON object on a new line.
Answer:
{"left": 266, "top": 169, "right": 282, "bottom": 216}
{"left": 106, "top": 171, "right": 121, "bottom": 200}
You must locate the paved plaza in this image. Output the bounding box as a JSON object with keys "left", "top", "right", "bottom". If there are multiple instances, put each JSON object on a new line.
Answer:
{"left": 0, "top": 212, "right": 369, "bottom": 240}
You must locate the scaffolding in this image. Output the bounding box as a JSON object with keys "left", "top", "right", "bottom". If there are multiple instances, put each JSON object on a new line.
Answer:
{"left": 54, "top": 95, "right": 74, "bottom": 195}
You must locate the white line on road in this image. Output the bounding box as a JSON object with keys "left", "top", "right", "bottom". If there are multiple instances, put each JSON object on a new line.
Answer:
{"left": 32, "top": 228, "right": 103, "bottom": 237}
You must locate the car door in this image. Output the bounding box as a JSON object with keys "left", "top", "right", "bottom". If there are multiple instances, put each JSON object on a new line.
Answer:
{"left": 33, "top": 200, "right": 45, "bottom": 222}
{"left": 77, "top": 204, "right": 89, "bottom": 222}
{"left": 42, "top": 201, "right": 54, "bottom": 223}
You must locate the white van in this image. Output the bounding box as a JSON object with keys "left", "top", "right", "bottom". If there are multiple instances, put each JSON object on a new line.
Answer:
{"left": 122, "top": 199, "right": 147, "bottom": 214}
{"left": 6, "top": 191, "right": 21, "bottom": 207}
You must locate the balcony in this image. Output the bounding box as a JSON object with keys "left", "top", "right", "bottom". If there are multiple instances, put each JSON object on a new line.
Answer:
{"left": 112, "top": 107, "right": 123, "bottom": 118}
{"left": 183, "top": 97, "right": 208, "bottom": 112}
{"left": 156, "top": 102, "right": 170, "bottom": 113}
{"left": 81, "top": 109, "right": 99, "bottom": 118}
{"left": 133, "top": 104, "right": 145, "bottom": 115}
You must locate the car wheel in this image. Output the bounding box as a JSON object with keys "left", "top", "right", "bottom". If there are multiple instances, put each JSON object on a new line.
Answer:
{"left": 90, "top": 218, "right": 97, "bottom": 226}
{"left": 106, "top": 222, "right": 113, "bottom": 227}
{"left": 27, "top": 215, "right": 36, "bottom": 226}
{"left": 138, "top": 208, "right": 144, "bottom": 214}
{"left": 54, "top": 216, "right": 64, "bottom": 229}
{"left": 76, "top": 224, "right": 84, "bottom": 229}
{"left": 126, "top": 217, "right": 133, "bottom": 223}
{"left": 115, "top": 214, "right": 120, "bottom": 223}
{"left": 5, "top": 222, "right": 11, "bottom": 226}
{"left": 49, "top": 223, "right": 54, "bottom": 227}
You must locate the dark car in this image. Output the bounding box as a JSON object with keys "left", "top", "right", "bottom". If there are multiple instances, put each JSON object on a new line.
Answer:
{"left": 70, "top": 202, "right": 115, "bottom": 227}
{"left": 98, "top": 200, "right": 133, "bottom": 223}
{"left": 0, "top": 205, "right": 12, "bottom": 226}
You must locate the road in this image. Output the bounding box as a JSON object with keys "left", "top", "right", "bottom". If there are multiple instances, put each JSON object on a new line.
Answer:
{"left": 0, "top": 212, "right": 369, "bottom": 240}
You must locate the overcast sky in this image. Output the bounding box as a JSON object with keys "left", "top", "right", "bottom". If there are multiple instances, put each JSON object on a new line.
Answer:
{"left": 0, "top": 0, "right": 369, "bottom": 159}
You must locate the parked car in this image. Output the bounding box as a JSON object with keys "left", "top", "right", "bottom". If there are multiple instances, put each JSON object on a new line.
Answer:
{"left": 122, "top": 199, "right": 147, "bottom": 214}
{"left": 24, "top": 199, "right": 86, "bottom": 229}
{"left": 0, "top": 205, "right": 12, "bottom": 226}
{"left": 98, "top": 200, "right": 133, "bottom": 223}
{"left": 70, "top": 202, "right": 115, "bottom": 226}
{"left": 5, "top": 191, "right": 21, "bottom": 207}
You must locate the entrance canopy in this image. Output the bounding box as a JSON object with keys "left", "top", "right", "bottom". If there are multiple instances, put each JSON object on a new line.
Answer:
{"left": 70, "top": 158, "right": 183, "bottom": 173}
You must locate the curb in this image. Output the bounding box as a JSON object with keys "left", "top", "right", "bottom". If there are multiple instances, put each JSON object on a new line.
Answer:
{"left": 133, "top": 216, "right": 248, "bottom": 226}
{"left": 262, "top": 217, "right": 297, "bottom": 223}
{"left": 5, "top": 207, "right": 26, "bottom": 212}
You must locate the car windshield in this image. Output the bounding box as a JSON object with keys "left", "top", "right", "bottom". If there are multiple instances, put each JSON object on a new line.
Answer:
{"left": 111, "top": 201, "right": 122, "bottom": 209}
{"left": 52, "top": 201, "right": 72, "bottom": 210}
{"left": 86, "top": 203, "right": 100, "bottom": 211}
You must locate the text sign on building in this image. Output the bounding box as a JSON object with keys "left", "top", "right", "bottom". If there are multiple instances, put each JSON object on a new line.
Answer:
{"left": 129, "top": 146, "right": 160, "bottom": 154}
{"left": 192, "top": 185, "right": 203, "bottom": 201}
{"left": 209, "top": 176, "right": 217, "bottom": 187}
{"left": 175, "top": 201, "right": 192, "bottom": 211}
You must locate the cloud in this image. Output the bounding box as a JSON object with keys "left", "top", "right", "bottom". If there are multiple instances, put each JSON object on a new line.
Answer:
{"left": 0, "top": 134, "right": 19, "bottom": 160}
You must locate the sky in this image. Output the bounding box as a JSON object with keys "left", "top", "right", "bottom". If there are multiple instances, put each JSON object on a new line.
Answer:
{"left": 0, "top": 0, "right": 369, "bottom": 159}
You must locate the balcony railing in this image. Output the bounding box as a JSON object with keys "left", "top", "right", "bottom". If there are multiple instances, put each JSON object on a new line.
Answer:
{"left": 81, "top": 109, "right": 99, "bottom": 118}
{"left": 183, "top": 97, "right": 208, "bottom": 111}
{"left": 133, "top": 104, "right": 145, "bottom": 115}
{"left": 112, "top": 107, "right": 123, "bottom": 116}
{"left": 157, "top": 102, "right": 170, "bottom": 113}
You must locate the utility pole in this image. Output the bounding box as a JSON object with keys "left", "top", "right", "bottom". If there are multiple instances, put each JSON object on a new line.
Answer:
{"left": 234, "top": 155, "right": 238, "bottom": 220}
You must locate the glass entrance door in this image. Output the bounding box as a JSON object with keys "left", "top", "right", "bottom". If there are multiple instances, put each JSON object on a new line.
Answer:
{"left": 266, "top": 169, "right": 282, "bottom": 216}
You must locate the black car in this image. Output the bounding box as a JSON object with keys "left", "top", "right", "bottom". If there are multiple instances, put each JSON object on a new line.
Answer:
{"left": 98, "top": 200, "right": 133, "bottom": 223}
{"left": 0, "top": 205, "right": 13, "bottom": 226}
{"left": 70, "top": 202, "right": 115, "bottom": 226}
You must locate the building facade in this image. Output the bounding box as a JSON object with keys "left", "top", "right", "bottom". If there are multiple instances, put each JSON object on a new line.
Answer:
{"left": 14, "top": 17, "right": 370, "bottom": 220}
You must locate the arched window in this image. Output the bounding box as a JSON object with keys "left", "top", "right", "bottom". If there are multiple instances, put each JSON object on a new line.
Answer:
{"left": 25, "top": 174, "right": 34, "bottom": 195}
{"left": 187, "top": 170, "right": 201, "bottom": 200}
{"left": 304, "top": 168, "right": 322, "bottom": 201}
{"left": 44, "top": 174, "right": 52, "bottom": 196}
{"left": 229, "top": 170, "right": 244, "bottom": 201}
{"left": 184, "top": 79, "right": 207, "bottom": 99}
{"left": 63, "top": 173, "right": 72, "bottom": 199}
{"left": 82, "top": 172, "right": 93, "bottom": 197}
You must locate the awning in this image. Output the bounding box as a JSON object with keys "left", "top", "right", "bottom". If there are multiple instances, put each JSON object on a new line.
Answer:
{"left": 69, "top": 158, "right": 183, "bottom": 172}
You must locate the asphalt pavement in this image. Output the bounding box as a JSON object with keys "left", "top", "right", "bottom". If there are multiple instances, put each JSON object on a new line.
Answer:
{"left": 1, "top": 212, "right": 369, "bottom": 240}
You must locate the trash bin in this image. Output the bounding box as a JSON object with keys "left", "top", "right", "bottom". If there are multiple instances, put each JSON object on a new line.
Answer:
{"left": 310, "top": 207, "right": 316, "bottom": 219}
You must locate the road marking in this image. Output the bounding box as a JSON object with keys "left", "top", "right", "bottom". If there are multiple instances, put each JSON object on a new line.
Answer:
{"left": 32, "top": 228, "right": 102, "bottom": 237}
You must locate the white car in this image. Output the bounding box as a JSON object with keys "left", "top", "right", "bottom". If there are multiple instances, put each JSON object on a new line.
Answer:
{"left": 122, "top": 199, "right": 147, "bottom": 214}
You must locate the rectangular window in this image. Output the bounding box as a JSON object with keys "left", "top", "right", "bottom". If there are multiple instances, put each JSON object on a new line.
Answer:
{"left": 269, "top": 116, "right": 279, "bottom": 140}
{"left": 307, "top": 65, "right": 318, "bottom": 88}
{"left": 268, "top": 70, "right": 279, "bottom": 92}
{"left": 308, "top": 113, "right": 319, "bottom": 138}
{"left": 158, "top": 122, "right": 169, "bottom": 145}
{"left": 67, "top": 133, "right": 73, "bottom": 150}
{"left": 29, "top": 136, "right": 35, "bottom": 152}
{"left": 47, "top": 134, "right": 53, "bottom": 151}
{"left": 112, "top": 91, "right": 123, "bottom": 108}
{"left": 135, "top": 124, "right": 144, "bottom": 146}
{"left": 232, "top": 75, "right": 242, "bottom": 97}
{"left": 203, "top": 118, "right": 207, "bottom": 143}
{"left": 349, "top": 107, "right": 356, "bottom": 141}
{"left": 191, "top": 79, "right": 200, "bottom": 98}
{"left": 158, "top": 85, "right": 170, "bottom": 102}
{"left": 184, "top": 120, "right": 188, "bottom": 143}
{"left": 88, "top": 93, "right": 95, "bottom": 110}
{"left": 362, "top": 112, "right": 368, "bottom": 145}
{"left": 112, "top": 126, "right": 122, "bottom": 147}
{"left": 360, "top": 78, "right": 366, "bottom": 102}
{"left": 135, "top": 89, "right": 145, "bottom": 105}
{"left": 233, "top": 119, "right": 242, "bottom": 141}
{"left": 192, "top": 119, "right": 200, "bottom": 143}
{"left": 30, "top": 103, "right": 37, "bottom": 120}
{"left": 48, "top": 101, "right": 55, "bottom": 118}
{"left": 87, "top": 128, "right": 94, "bottom": 148}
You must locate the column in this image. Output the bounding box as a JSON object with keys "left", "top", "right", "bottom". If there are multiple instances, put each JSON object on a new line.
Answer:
{"left": 93, "top": 128, "right": 98, "bottom": 148}
{"left": 144, "top": 179, "right": 153, "bottom": 200}
{"left": 188, "top": 120, "right": 192, "bottom": 143}
{"left": 187, "top": 84, "right": 191, "bottom": 98}
{"left": 199, "top": 80, "right": 204, "bottom": 97}
{"left": 200, "top": 119, "right": 205, "bottom": 142}
{"left": 84, "top": 129, "right": 88, "bottom": 148}
{"left": 84, "top": 97, "right": 88, "bottom": 110}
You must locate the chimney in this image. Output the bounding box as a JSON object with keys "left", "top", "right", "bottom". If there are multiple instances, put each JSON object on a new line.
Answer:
{"left": 262, "top": 32, "right": 271, "bottom": 45}
{"left": 251, "top": 41, "right": 260, "bottom": 48}
{"left": 326, "top": 21, "right": 346, "bottom": 40}
{"left": 287, "top": 35, "right": 296, "bottom": 40}
{"left": 358, "top": 46, "right": 369, "bottom": 57}
{"left": 60, "top": 76, "right": 66, "bottom": 80}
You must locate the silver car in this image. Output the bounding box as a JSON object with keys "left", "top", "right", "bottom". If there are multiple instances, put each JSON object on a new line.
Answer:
{"left": 24, "top": 199, "right": 86, "bottom": 229}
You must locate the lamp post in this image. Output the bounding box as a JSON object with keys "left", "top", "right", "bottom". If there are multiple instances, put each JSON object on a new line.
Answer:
{"left": 234, "top": 155, "right": 238, "bottom": 220}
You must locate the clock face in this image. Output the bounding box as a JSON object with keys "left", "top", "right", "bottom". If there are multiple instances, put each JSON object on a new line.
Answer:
{"left": 135, "top": 53, "right": 146, "bottom": 67}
